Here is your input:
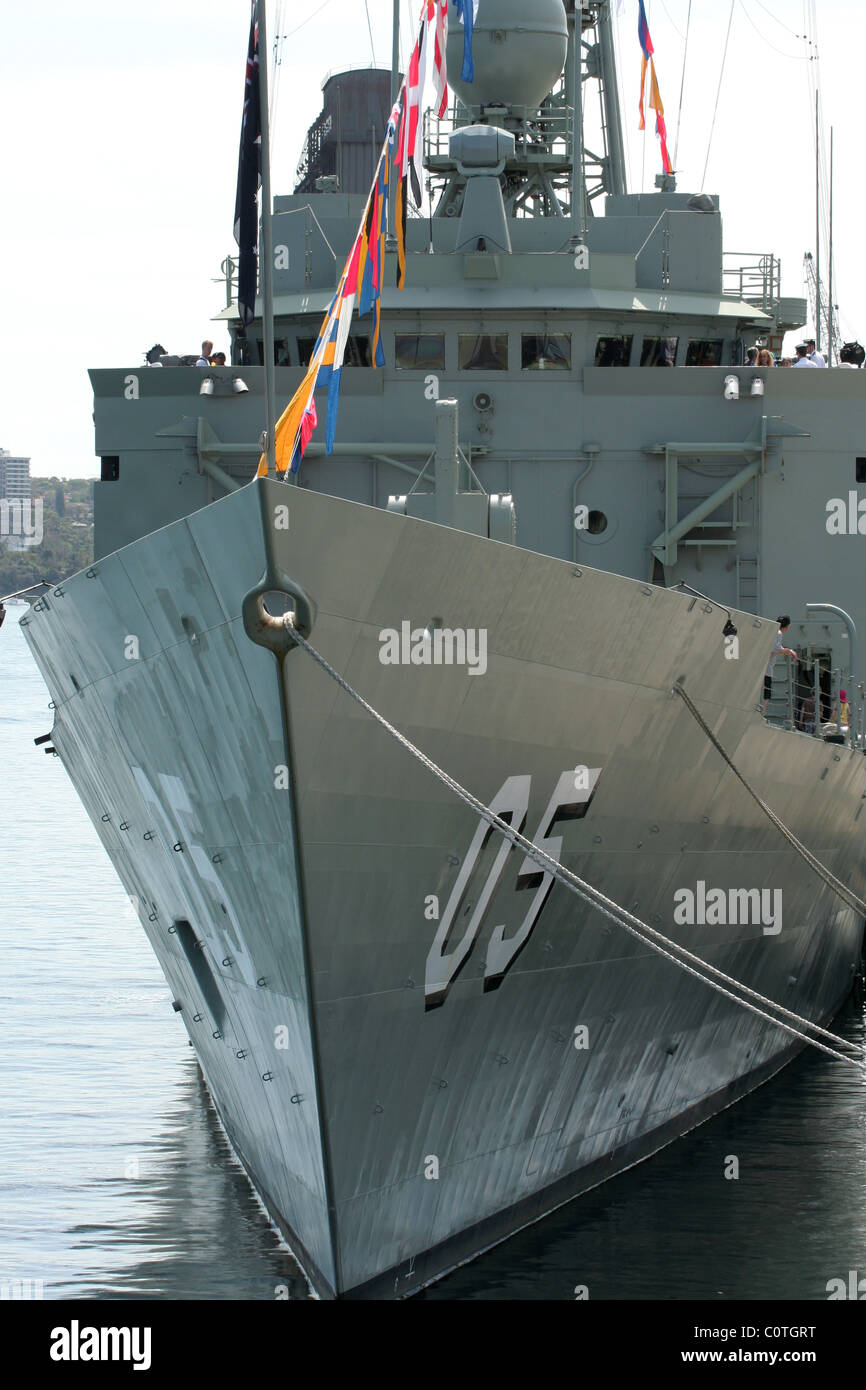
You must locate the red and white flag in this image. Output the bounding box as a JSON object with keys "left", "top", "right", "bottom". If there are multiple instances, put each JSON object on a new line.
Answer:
{"left": 397, "top": 0, "right": 453, "bottom": 207}
{"left": 432, "top": 0, "right": 449, "bottom": 119}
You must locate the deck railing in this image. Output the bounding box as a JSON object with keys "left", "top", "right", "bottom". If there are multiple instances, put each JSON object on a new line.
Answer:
{"left": 723, "top": 253, "right": 781, "bottom": 312}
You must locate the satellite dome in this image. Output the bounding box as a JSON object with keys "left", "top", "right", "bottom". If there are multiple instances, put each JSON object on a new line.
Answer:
{"left": 447, "top": 0, "right": 568, "bottom": 111}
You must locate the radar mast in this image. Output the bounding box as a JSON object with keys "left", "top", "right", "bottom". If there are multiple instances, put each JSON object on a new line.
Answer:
{"left": 424, "top": 0, "right": 629, "bottom": 232}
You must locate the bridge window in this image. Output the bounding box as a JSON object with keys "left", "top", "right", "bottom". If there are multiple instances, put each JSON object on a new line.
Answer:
{"left": 395, "top": 334, "right": 446, "bottom": 370}
{"left": 458, "top": 334, "right": 509, "bottom": 370}
{"left": 641, "top": 336, "right": 678, "bottom": 367}
{"left": 522, "top": 334, "right": 571, "bottom": 370}
{"left": 297, "top": 335, "right": 372, "bottom": 367}
{"left": 686, "top": 338, "right": 724, "bottom": 365}
{"left": 595, "top": 335, "right": 633, "bottom": 366}
{"left": 344, "top": 336, "right": 372, "bottom": 367}
{"left": 856, "top": 458, "right": 866, "bottom": 483}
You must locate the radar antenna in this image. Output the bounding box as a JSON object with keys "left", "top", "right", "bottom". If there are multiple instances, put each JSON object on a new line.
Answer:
{"left": 426, "top": 0, "right": 628, "bottom": 228}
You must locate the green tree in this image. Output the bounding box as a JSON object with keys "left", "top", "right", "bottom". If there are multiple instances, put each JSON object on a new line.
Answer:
{"left": 0, "top": 477, "right": 93, "bottom": 597}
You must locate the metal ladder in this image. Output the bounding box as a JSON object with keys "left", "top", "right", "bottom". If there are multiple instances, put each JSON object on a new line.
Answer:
{"left": 736, "top": 554, "right": 760, "bottom": 612}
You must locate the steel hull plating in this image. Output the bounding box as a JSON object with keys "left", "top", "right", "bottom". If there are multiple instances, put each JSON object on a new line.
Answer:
{"left": 23, "top": 480, "right": 865, "bottom": 1297}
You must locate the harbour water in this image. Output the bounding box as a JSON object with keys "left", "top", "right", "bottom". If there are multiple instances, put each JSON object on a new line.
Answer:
{"left": 2, "top": 610, "right": 864, "bottom": 1302}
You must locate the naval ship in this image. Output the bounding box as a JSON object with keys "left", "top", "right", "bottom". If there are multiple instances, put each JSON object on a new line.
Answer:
{"left": 19, "top": 0, "right": 866, "bottom": 1298}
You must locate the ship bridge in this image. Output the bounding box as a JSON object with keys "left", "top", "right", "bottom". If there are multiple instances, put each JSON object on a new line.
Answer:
{"left": 87, "top": 0, "right": 866, "bottom": 714}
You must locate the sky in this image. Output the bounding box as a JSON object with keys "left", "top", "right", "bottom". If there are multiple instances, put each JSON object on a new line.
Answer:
{"left": 0, "top": 0, "right": 860, "bottom": 480}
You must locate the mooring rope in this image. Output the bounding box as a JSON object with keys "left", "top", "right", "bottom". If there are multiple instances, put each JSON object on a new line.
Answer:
{"left": 673, "top": 682, "right": 866, "bottom": 921}
{"left": 284, "top": 618, "right": 863, "bottom": 1070}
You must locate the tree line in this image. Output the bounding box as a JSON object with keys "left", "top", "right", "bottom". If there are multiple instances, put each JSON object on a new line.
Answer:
{"left": 0, "top": 478, "right": 94, "bottom": 596}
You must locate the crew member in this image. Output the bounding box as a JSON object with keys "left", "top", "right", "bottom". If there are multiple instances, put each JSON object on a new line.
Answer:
{"left": 805, "top": 338, "right": 826, "bottom": 368}
{"left": 763, "top": 616, "right": 798, "bottom": 713}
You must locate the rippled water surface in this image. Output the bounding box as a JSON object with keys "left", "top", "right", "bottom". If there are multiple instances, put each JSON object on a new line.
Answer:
{"left": 2, "top": 612, "right": 864, "bottom": 1301}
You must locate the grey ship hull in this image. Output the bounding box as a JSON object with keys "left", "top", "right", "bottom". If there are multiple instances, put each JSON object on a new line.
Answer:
{"left": 23, "top": 479, "right": 865, "bottom": 1298}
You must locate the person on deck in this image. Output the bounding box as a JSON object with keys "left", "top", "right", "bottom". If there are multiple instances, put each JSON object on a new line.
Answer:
{"left": 834, "top": 689, "right": 851, "bottom": 727}
{"left": 806, "top": 338, "right": 826, "bottom": 367}
{"left": 196, "top": 340, "right": 214, "bottom": 367}
{"left": 793, "top": 344, "right": 818, "bottom": 368}
{"left": 797, "top": 691, "right": 816, "bottom": 734}
{"left": 763, "top": 616, "right": 798, "bottom": 713}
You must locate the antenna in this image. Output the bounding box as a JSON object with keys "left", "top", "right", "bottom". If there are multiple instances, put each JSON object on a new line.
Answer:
{"left": 828, "top": 126, "right": 834, "bottom": 365}
{"left": 391, "top": 0, "right": 400, "bottom": 104}
{"left": 596, "top": 0, "right": 626, "bottom": 197}
{"left": 257, "top": 0, "right": 277, "bottom": 476}
{"left": 815, "top": 90, "right": 820, "bottom": 353}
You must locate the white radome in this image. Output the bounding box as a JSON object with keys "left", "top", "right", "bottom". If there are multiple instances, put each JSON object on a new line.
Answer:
{"left": 446, "top": 0, "right": 569, "bottom": 111}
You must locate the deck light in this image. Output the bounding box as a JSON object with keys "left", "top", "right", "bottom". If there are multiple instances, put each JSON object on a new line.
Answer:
{"left": 672, "top": 581, "right": 737, "bottom": 638}
{"left": 232, "top": 378, "right": 249, "bottom": 394}
{"left": 199, "top": 378, "right": 214, "bottom": 396}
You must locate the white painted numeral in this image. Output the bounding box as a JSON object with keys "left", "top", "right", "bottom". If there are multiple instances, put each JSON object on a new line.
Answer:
{"left": 484, "top": 768, "right": 601, "bottom": 988}
{"left": 425, "top": 776, "right": 531, "bottom": 1007}
{"left": 425, "top": 767, "right": 602, "bottom": 1007}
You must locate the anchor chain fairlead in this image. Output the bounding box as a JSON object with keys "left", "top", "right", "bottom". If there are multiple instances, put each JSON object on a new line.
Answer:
{"left": 241, "top": 567, "right": 316, "bottom": 658}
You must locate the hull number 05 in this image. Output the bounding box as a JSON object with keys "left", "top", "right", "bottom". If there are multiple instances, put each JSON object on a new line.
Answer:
{"left": 425, "top": 768, "right": 601, "bottom": 1008}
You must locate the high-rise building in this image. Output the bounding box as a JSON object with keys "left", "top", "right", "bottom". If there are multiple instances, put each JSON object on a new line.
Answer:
{"left": 0, "top": 449, "right": 31, "bottom": 501}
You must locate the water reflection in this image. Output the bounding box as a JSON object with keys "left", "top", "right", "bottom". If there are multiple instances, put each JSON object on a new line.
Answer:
{"left": 60, "top": 1063, "right": 311, "bottom": 1301}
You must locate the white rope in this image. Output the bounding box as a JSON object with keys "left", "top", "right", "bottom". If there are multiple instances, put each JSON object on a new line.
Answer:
{"left": 283, "top": 619, "right": 864, "bottom": 1071}
{"left": 700, "top": 0, "right": 736, "bottom": 192}
{"left": 673, "top": 0, "right": 691, "bottom": 172}
{"left": 674, "top": 683, "right": 866, "bottom": 921}
{"left": 363, "top": 0, "right": 377, "bottom": 66}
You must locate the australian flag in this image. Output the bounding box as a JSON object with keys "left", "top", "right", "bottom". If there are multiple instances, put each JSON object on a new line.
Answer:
{"left": 234, "top": 4, "right": 261, "bottom": 327}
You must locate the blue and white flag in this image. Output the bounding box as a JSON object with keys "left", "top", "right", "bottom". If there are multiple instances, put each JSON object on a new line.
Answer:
{"left": 452, "top": 0, "right": 480, "bottom": 83}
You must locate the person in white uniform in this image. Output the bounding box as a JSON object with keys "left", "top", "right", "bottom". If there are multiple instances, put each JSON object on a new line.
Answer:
{"left": 805, "top": 338, "right": 826, "bottom": 367}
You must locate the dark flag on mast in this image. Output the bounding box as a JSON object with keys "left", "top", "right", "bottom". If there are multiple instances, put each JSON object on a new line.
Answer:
{"left": 234, "top": 4, "right": 261, "bottom": 326}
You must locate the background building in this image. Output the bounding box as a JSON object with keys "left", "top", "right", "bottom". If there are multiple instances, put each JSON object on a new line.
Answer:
{"left": 0, "top": 448, "right": 36, "bottom": 552}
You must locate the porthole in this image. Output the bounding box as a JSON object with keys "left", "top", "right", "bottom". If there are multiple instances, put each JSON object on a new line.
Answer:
{"left": 576, "top": 508, "right": 618, "bottom": 546}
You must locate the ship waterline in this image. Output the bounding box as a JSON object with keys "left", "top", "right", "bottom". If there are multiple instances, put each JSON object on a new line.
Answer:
{"left": 22, "top": 480, "right": 865, "bottom": 1297}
